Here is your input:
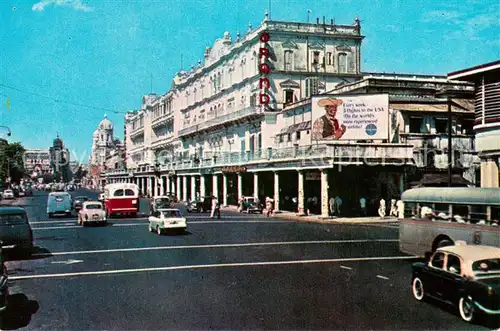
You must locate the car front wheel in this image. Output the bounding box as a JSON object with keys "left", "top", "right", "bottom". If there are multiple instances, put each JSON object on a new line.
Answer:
{"left": 459, "top": 296, "right": 475, "bottom": 322}
{"left": 412, "top": 277, "right": 425, "bottom": 301}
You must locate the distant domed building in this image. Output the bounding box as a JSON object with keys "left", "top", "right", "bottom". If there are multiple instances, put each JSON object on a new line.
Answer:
{"left": 89, "top": 114, "right": 124, "bottom": 188}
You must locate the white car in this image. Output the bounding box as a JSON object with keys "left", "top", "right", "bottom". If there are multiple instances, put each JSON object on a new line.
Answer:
{"left": 2, "top": 190, "right": 14, "bottom": 200}
{"left": 98, "top": 193, "right": 105, "bottom": 201}
{"left": 78, "top": 201, "right": 107, "bottom": 226}
{"left": 148, "top": 208, "right": 186, "bottom": 235}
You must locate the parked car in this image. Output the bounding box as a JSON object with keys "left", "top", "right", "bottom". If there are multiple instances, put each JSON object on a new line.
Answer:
{"left": 73, "top": 196, "right": 89, "bottom": 211}
{"left": 150, "top": 196, "right": 173, "bottom": 213}
{"left": 47, "top": 192, "right": 72, "bottom": 217}
{"left": 411, "top": 243, "right": 500, "bottom": 323}
{"left": 78, "top": 201, "right": 106, "bottom": 226}
{"left": 98, "top": 193, "right": 105, "bottom": 201}
{"left": 238, "top": 196, "right": 263, "bottom": 214}
{"left": 186, "top": 196, "right": 212, "bottom": 213}
{"left": 148, "top": 208, "right": 186, "bottom": 235}
{"left": 0, "top": 206, "right": 34, "bottom": 253}
{"left": 2, "top": 190, "right": 14, "bottom": 200}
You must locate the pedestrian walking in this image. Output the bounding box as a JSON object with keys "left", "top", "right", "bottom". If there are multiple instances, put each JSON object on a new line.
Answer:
{"left": 360, "top": 197, "right": 367, "bottom": 216}
{"left": 378, "top": 198, "right": 386, "bottom": 218}
{"left": 389, "top": 199, "right": 397, "bottom": 217}
{"left": 210, "top": 195, "right": 219, "bottom": 218}
{"left": 334, "top": 196, "right": 342, "bottom": 216}
{"left": 329, "top": 196, "right": 336, "bottom": 216}
{"left": 266, "top": 197, "right": 274, "bottom": 217}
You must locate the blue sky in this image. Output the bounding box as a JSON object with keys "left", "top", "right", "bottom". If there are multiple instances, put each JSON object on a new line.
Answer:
{"left": 0, "top": 0, "right": 499, "bottom": 163}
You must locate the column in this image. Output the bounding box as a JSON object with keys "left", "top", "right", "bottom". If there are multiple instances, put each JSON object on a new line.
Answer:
{"left": 138, "top": 177, "right": 142, "bottom": 194}
{"left": 298, "top": 170, "right": 304, "bottom": 214}
{"left": 190, "top": 176, "right": 196, "bottom": 201}
{"left": 176, "top": 176, "right": 181, "bottom": 201}
{"left": 182, "top": 176, "right": 188, "bottom": 202}
{"left": 212, "top": 174, "right": 218, "bottom": 198}
{"left": 143, "top": 177, "right": 147, "bottom": 196}
{"left": 200, "top": 175, "right": 206, "bottom": 197}
{"left": 149, "top": 177, "right": 154, "bottom": 197}
{"left": 253, "top": 172, "right": 259, "bottom": 198}
{"left": 166, "top": 176, "right": 171, "bottom": 195}
{"left": 159, "top": 176, "right": 164, "bottom": 196}
{"left": 321, "top": 169, "right": 329, "bottom": 218}
{"left": 223, "top": 174, "right": 228, "bottom": 206}
{"left": 274, "top": 171, "right": 280, "bottom": 211}
{"left": 237, "top": 173, "right": 243, "bottom": 199}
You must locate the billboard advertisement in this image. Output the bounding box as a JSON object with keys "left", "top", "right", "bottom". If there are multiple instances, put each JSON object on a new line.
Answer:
{"left": 311, "top": 94, "right": 389, "bottom": 142}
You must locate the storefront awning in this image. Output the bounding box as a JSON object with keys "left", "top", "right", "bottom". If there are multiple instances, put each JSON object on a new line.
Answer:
{"left": 279, "top": 121, "right": 312, "bottom": 134}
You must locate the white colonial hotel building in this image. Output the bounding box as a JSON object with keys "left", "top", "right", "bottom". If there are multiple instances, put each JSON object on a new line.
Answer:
{"left": 105, "top": 13, "right": 478, "bottom": 217}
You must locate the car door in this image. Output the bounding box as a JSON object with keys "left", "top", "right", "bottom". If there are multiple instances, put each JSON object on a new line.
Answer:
{"left": 441, "top": 253, "right": 465, "bottom": 304}
{"left": 424, "top": 251, "right": 447, "bottom": 299}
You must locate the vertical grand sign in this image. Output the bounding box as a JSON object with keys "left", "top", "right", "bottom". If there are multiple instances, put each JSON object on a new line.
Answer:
{"left": 259, "top": 31, "right": 271, "bottom": 105}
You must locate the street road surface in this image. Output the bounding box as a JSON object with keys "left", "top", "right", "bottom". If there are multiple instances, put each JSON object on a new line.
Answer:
{"left": 1, "top": 189, "right": 496, "bottom": 330}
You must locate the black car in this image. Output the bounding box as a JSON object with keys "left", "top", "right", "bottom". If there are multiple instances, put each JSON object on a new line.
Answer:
{"left": 73, "top": 196, "right": 89, "bottom": 211}
{"left": 411, "top": 244, "right": 500, "bottom": 324}
{"left": 0, "top": 251, "right": 8, "bottom": 313}
{"left": 186, "top": 196, "right": 212, "bottom": 213}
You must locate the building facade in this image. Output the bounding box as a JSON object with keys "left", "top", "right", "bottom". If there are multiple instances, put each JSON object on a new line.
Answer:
{"left": 448, "top": 60, "right": 500, "bottom": 188}
{"left": 89, "top": 114, "right": 124, "bottom": 188}
{"left": 104, "top": 14, "right": 479, "bottom": 218}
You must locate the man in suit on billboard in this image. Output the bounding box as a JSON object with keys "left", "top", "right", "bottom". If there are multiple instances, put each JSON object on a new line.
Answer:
{"left": 311, "top": 98, "right": 347, "bottom": 140}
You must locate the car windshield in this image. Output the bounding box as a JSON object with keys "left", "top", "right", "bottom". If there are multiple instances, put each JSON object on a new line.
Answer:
{"left": 0, "top": 213, "right": 27, "bottom": 225}
{"left": 473, "top": 258, "right": 500, "bottom": 275}
{"left": 162, "top": 210, "right": 181, "bottom": 218}
{"left": 86, "top": 204, "right": 102, "bottom": 210}
{"left": 76, "top": 197, "right": 88, "bottom": 201}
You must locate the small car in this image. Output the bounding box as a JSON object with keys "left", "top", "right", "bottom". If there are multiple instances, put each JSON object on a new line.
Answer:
{"left": 98, "top": 193, "right": 105, "bottom": 201}
{"left": 151, "top": 196, "right": 173, "bottom": 213}
{"left": 238, "top": 196, "right": 263, "bottom": 214}
{"left": 47, "top": 192, "right": 72, "bottom": 217}
{"left": 186, "top": 196, "right": 212, "bottom": 213}
{"left": 73, "top": 196, "right": 89, "bottom": 211}
{"left": 2, "top": 190, "right": 14, "bottom": 200}
{"left": 78, "top": 201, "right": 106, "bottom": 226}
{"left": 0, "top": 207, "right": 34, "bottom": 253}
{"left": 411, "top": 243, "right": 500, "bottom": 323}
{"left": 148, "top": 208, "right": 186, "bottom": 235}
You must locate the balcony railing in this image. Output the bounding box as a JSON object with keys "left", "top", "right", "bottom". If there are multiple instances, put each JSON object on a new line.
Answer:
{"left": 129, "top": 126, "right": 145, "bottom": 139}
{"left": 104, "top": 143, "right": 414, "bottom": 177}
{"left": 401, "top": 133, "right": 475, "bottom": 151}
{"left": 178, "top": 106, "right": 263, "bottom": 137}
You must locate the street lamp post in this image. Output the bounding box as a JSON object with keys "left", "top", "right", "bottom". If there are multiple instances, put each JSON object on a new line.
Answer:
{"left": 436, "top": 87, "right": 474, "bottom": 188}
{"left": 0, "top": 126, "right": 11, "bottom": 137}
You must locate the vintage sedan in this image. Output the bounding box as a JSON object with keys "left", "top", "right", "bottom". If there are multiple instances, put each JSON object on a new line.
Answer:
{"left": 411, "top": 243, "right": 500, "bottom": 323}
{"left": 148, "top": 209, "right": 186, "bottom": 235}
{"left": 78, "top": 201, "right": 107, "bottom": 226}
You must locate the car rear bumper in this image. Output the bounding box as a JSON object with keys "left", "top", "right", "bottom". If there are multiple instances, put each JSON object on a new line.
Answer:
{"left": 162, "top": 224, "right": 187, "bottom": 229}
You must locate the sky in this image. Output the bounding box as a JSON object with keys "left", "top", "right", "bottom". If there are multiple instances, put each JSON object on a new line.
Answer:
{"left": 0, "top": 0, "right": 499, "bottom": 164}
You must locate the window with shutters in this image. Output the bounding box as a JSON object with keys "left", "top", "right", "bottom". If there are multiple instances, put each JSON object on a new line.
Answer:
{"left": 305, "top": 77, "right": 319, "bottom": 98}
{"left": 338, "top": 53, "right": 348, "bottom": 73}
{"left": 284, "top": 50, "right": 293, "bottom": 71}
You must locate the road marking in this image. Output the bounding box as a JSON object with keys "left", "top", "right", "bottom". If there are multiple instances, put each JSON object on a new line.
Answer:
{"left": 51, "top": 259, "right": 83, "bottom": 265}
{"left": 340, "top": 265, "right": 352, "bottom": 270}
{"left": 33, "top": 225, "right": 81, "bottom": 230}
{"left": 112, "top": 223, "right": 146, "bottom": 227}
{"left": 32, "top": 239, "right": 400, "bottom": 257}
{"left": 376, "top": 275, "right": 390, "bottom": 280}
{"left": 30, "top": 220, "right": 78, "bottom": 224}
{"left": 360, "top": 224, "right": 400, "bottom": 229}
{"left": 189, "top": 220, "right": 289, "bottom": 224}
{"left": 9, "top": 255, "right": 419, "bottom": 280}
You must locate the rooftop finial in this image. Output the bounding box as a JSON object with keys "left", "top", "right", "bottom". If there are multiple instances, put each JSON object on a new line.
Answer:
{"left": 264, "top": 10, "right": 269, "bottom": 21}
{"left": 248, "top": 22, "right": 252, "bottom": 32}
{"left": 236, "top": 30, "right": 240, "bottom": 41}
{"left": 354, "top": 15, "right": 360, "bottom": 25}
{"left": 104, "top": 113, "right": 107, "bottom": 118}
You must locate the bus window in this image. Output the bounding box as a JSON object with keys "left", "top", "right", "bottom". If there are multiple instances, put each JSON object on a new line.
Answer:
{"left": 434, "top": 203, "right": 448, "bottom": 215}
{"left": 125, "top": 189, "right": 136, "bottom": 196}
{"left": 404, "top": 202, "right": 417, "bottom": 218}
{"left": 470, "top": 205, "right": 487, "bottom": 224}
{"left": 451, "top": 205, "right": 469, "bottom": 223}
{"left": 114, "top": 189, "right": 124, "bottom": 197}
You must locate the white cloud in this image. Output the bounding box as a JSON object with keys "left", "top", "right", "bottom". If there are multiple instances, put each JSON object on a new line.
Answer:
{"left": 32, "top": 0, "right": 93, "bottom": 12}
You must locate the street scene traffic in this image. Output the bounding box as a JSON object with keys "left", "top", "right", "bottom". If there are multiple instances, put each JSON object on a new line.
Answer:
{"left": 1, "top": 0, "right": 500, "bottom": 329}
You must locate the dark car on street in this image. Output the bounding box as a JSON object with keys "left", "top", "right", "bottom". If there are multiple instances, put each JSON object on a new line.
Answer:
{"left": 0, "top": 250, "right": 8, "bottom": 313}
{"left": 411, "top": 244, "right": 500, "bottom": 324}
{"left": 0, "top": 207, "right": 34, "bottom": 254}
{"left": 73, "top": 196, "right": 89, "bottom": 211}
{"left": 186, "top": 196, "right": 212, "bottom": 213}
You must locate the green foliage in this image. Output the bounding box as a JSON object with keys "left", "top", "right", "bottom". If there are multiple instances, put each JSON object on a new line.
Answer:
{"left": 0, "top": 141, "right": 26, "bottom": 185}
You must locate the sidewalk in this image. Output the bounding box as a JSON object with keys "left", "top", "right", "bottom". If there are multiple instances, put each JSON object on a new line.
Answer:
{"left": 222, "top": 205, "right": 399, "bottom": 224}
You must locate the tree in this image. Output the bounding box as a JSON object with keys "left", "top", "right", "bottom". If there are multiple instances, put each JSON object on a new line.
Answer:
{"left": 0, "top": 141, "right": 26, "bottom": 186}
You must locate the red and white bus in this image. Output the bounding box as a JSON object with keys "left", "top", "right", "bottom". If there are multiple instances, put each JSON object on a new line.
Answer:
{"left": 103, "top": 183, "right": 139, "bottom": 217}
